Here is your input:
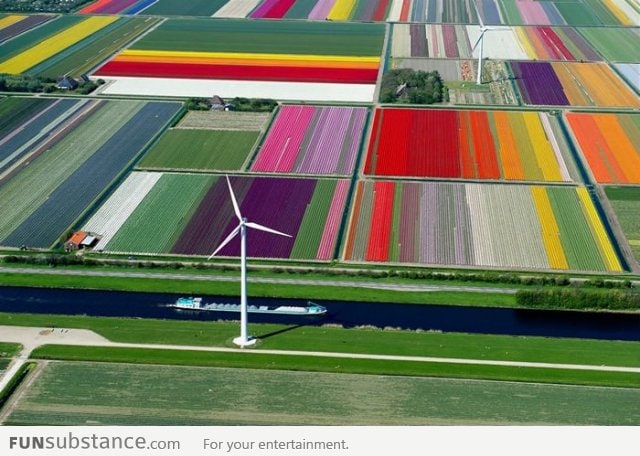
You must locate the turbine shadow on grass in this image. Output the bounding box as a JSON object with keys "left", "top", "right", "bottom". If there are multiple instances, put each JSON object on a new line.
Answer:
{"left": 255, "top": 324, "right": 306, "bottom": 340}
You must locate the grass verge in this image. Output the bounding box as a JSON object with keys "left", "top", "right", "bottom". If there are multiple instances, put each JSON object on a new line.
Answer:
{"left": 31, "top": 345, "right": 640, "bottom": 388}
{"left": 0, "top": 362, "right": 35, "bottom": 412}
{"left": 0, "top": 343, "right": 21, "bottom": 358}
{"left": 0, "top": 271, "right": 517, "bottom": 307}
{"left": 2, "top": 312, "right": 638, "bottom": 368}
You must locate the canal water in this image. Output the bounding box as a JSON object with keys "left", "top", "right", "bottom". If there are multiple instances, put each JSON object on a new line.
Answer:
{"left": 0, "top": 286, "right": 638, "bottom": 341}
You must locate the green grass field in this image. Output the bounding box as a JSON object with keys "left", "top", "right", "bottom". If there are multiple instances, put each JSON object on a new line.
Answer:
{"left": 177, "top": 111, "right": 270, "bottom": 131}
{"left": 138, "top": 129, "right": 258, "bottom": 172}
{"left": 0, "top": 343, "right": 20, "bottom": 376}
{"left": 605, "top": 186, "right": 640, "bottom": 261}
{"left": 3, "top": 312, "right": 638, "bottom": 369}
{"left": 131, "top": 18, "right": 385, "bottom": 56}
{"left": 7, "top": 361, "right": 640, "bottom": 425}
{"left": 0, "top": 343, "right": 21, "bottom": 358}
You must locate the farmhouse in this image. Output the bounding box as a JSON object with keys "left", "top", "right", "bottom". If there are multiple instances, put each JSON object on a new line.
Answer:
{"left": 56, "top": 75, "right": 78, "bottom": 90}
{"left": 64, "top": 231, "right": 97, "bottom": 251}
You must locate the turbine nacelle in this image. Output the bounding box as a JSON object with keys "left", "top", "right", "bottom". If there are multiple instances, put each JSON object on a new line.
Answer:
{"left": 208, "top": 176, "right": 291, "bottom": 260}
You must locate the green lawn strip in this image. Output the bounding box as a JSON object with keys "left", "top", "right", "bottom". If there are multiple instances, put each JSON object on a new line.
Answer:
{"left": 35, "top": 17, "right": 161, "bottom": 79}
{"left": 0, "top": 362, "right": 35, "bottom": 412}
{"left": 132, "top": 18, "right": 385, "bottom": 56}
{"left": 138, "top": 130, "right": 257, "bottom": 171}
{"left": 290, "top": 180, "right": 335, "bottom": 259}
{"left": 4, "top": 312, "right": 638, "bottom": 367}
{"left": 30, "top": 345, "right": 640, "bottom": 389}
{"left": 105, "top": 173, "right": 214, "bottom": 253}
{"left": 0, "top": 342, "right": 22, "bottom": 358}
{"left": 0, "top": 271, "right": 516, "bottom": 307}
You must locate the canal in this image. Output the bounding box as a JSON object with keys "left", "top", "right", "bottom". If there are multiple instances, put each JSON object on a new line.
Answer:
{"left": 0, "top": 286, "right": 638, "bottom": 341}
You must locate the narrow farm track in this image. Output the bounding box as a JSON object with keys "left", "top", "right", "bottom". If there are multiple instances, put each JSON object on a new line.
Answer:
{"left": 0, "top": 326, "right": 638, "bottom": 376}
{"left": 0, "top": 267, "right": 516, "bottom": 294}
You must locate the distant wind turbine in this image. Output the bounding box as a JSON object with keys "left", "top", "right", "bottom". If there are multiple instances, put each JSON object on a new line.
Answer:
{"left": 471, "top": 1, "right": 498, "bottom": 85}
{"left": 209, "top": 176, "right": 291, "bottom": 347}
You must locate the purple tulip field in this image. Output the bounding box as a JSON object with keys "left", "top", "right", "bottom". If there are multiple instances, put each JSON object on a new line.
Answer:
{"left": 88, "top": 173, "right": 349, "bottom": 261}
{"left": 250, "top": 105, "right": 368, "bottom": 176}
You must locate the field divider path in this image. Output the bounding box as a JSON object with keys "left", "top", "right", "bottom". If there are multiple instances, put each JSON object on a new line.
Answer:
{"left": 0, "top": 326, "right": 639, "bottom": 375}
{"left": 0, "top": 267, "right": 517, "bottom": 294}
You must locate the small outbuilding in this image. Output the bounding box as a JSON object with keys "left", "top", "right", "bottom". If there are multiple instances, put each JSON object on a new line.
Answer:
{"left": 64, "top": 231, "right": 88, "bottom": 251}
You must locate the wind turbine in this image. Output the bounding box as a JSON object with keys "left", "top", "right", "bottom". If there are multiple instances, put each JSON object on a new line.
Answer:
{"left": 209, "top": 176, "right": 291, "bottom": 347}
{"left": 471, "top": 1, "right": 497, "bottom": 85}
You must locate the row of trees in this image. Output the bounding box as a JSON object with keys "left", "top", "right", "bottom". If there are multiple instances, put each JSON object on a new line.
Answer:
{"left": 185, "top": 97, "right": 278, "bottom": 112}
{"left": 380, "top": 69, "right": 448, "bottom": 104}
{"left": 3, "top": 254, "right": 634, "bottom": 291}
{"left": 0, "top": 74, "right": 103, "bottom": 94}
{"left": 0, "top": 0, "right": 90, "bottom": 12}
{"left": 516, "top": 289, "right": 640, "bottom": 311}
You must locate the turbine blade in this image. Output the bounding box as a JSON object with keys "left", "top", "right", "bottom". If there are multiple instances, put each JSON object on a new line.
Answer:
{"left": 209, "top": 225, "right": 241, "bottom": 259}
{"left": 471, "top": 31, "right": 485, "bottom": 51}
{"left": 226, "top": 175, "right": 242, "bottom": 222}
{"left": 472, "top": 0, "right": 484, "bottom": 28}
{"left": 245, "top": 221, "right": 291, "bottom": 238}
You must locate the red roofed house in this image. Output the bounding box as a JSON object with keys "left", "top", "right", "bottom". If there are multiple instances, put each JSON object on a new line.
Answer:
{"left": 64, "top": 231, "right": 88, "bottom": 251}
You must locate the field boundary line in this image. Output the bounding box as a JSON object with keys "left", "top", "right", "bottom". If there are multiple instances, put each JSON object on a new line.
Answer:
{"left": 2, "top": 326, "right": 639, "bottom": 375}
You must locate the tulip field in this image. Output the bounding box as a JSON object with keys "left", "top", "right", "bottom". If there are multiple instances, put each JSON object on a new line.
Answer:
{"left": 565, "top": 113, "right": 640, "bottom": 185}
{"left": 78, "top": 0, "right": 392, "bottom": 21}
{"left": 0, "top": 15, "right": 118, "bottom": 75}
{"left": 0, "top": 14, "right": 53, "bottom": 43}
{"left": 614, "top": 64, "right": 640, "bottom": 92}
{"left": 0, "top": 15, "right": 159, "bottom": 78}
{"left": 391, "top": 24, "right": 601, "bottom": 61}
{"left": 0, "top": 99, "right": 181, "bottom": 249}
{"left": 79, "top": 0, "right": 227, "bottom": 16}
{"left": 345, "top": 180, "right": 622, "bottom": 272}
{"left": 398, "top": 0, "right": 640, "bottom": 25}
{"left": 364, "top": 108, "right": 576, "bottom": 182}
{"left": 250, "top": 105, "right": 368, "bottom": 176}
{"left": 511, "top": 61, "right": 640, "bottom": 107}
{"left": 87, "top": 174, "right": 349, "bottom": 261}
{"left": 577, "top": 27, "right": 640, "bottom": 63}
{"left": 93, "top": 18, "right": 384, "bottom": 101}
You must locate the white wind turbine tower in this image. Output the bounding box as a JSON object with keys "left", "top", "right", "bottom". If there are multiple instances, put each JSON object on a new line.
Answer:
{"left": 471, "top": 1, "right": 498, "bottom": 85}
{"left": 209, "top": 176, "right": 291, "bottom": 347}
